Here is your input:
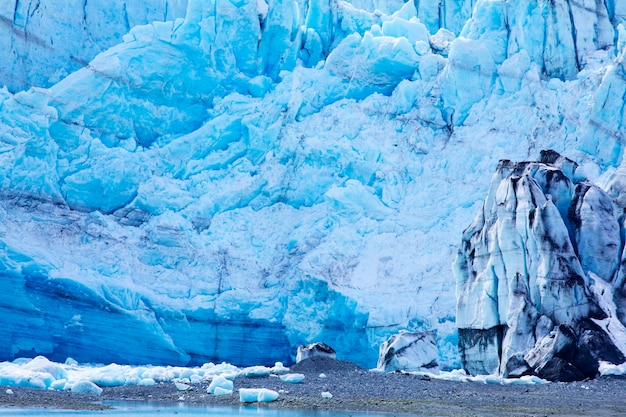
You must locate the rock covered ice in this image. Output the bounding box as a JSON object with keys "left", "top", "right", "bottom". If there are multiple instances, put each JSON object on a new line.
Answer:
{"left": 455, "top": 151, "right": 626, "bottom": 381}
{"left": 0, "top": 0, "right": 625, "bottom": 373}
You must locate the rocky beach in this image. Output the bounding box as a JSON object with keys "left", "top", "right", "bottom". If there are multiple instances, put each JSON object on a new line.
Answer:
{"left": 1, "top": 358, "right": 626, "bottom": 416}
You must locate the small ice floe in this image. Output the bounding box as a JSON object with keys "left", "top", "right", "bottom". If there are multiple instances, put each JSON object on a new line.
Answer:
{"left": 213, "top": 386, "right": 232, "bottom": 396}
{"left": 64, "top": 358, "right": 78, "bottom": 366}
{"left": 71, "top": 380, "right": 103, "bottom": 395}
{"left": 23, "top": 356, "right": 67, "bottom": 381}
{"left": 321, "top": 391, "right": 333, "bottom": 399}
{"left": 501, "top": 375, "right": 547, "bottom": 385}
{"left": 239, "top": 388, "right": 279, "bottom": 403}
{"left": 139, "top": 378, "right": 156, "bottom": 386}
{"left": 207, "top": 376, "right": 233, "bottom": 395}
{"left": 5, "top": 389, "right": 13, "bottom": 395}
{"left": 279, "top": 373, "right": 305, "bottom": 383}
{"left": 239, "top": 366, "right": 271, "bottom": 378}
{"left": 270, "top": 362, "right": 290, "bottom": 375}
{"left": 599, "top": 361, "right": 626, "bottom": 377}
{"left": 239, "top": 362, "right": 290, "bottom": 379}
{"left": 318, "top": 373, "right": 327, "bottom": 378}
{"left": 175, "top": 382, "right": 191, "bottom": 391}
{"left": 50, "top": 379, "right": 68, "bottom": 390}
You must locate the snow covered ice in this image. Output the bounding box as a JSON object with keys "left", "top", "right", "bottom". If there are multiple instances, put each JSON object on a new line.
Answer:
{"left": 0, "top": 0, "right": 625, "bottom": 377}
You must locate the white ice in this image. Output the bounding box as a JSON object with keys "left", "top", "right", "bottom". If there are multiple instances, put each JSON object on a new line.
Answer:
{"left": 239, "top": 388, "right": 280, "bottom": 403}
{"left": 207, "top": 376, "right": 234, "bottom": 395}
{"left": 279, "top": 373, "right": 305, "bottom": 383}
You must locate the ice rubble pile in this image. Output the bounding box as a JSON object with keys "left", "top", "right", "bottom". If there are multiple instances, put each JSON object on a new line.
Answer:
{"left": 0, "top": 355, "right": 549, "bottom": 394}
{"left": 0, "top": 355, "right": 292, "bottom": 398}
{"left": 455, "top": 151, "right": 626, "bottom": 381}
{"left": 0, "top": 0, "right": 625, "bottom": 372}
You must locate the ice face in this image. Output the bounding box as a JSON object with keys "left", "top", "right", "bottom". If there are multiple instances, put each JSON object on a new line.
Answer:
{"left": 0, "top": 0, "right": 189, "bottom": 92}
{"left": 582, "top": 30, "right": 626, "bottom": 167}
{"left": 0, "top": 0, "right": 625, "bottom": 371}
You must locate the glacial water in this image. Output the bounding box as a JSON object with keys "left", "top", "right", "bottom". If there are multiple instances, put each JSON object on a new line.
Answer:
{"left": 0, "top": 403, "right": 416, "bottom": 417}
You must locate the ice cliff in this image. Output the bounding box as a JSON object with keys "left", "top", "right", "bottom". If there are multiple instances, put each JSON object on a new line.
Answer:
{"left": 0, "top": 0, "right": 625, "bottom": 371}
{"left": 0, "top": 0, "right": 189, "bottom": 92}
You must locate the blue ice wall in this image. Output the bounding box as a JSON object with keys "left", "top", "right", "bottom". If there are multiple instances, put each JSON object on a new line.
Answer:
{"left": 0, "top": 265, "right": 295, "bottom": 366}
{"left": 0, "top": 243, "right": 375, "bottom": 366}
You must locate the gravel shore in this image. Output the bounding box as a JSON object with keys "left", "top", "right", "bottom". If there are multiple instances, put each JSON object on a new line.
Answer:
{"left": 2, "top": 357, "right": 626, "bottom": 416}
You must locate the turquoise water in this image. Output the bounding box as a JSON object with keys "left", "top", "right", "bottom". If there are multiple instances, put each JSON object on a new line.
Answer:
{"left": 0, "top": 403, "right": 414, "bottom": 417}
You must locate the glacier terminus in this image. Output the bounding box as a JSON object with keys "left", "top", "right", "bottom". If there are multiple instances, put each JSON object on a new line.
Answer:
{"left": 0, "top": 0, "right": 625, "bottom": 381}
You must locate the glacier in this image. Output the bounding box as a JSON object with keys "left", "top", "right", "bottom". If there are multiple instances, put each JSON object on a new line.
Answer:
{"left": 0, "top": 0, "right": 625, "bottom": 373}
